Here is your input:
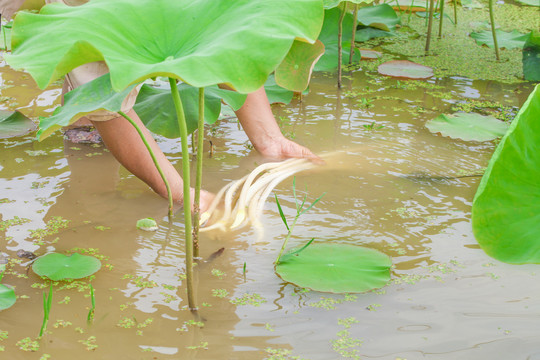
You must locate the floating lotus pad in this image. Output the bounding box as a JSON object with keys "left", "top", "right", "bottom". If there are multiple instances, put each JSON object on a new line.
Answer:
{"left": 0, "top": 110, "right": 36, "bottom": 139}
{"left": 0, "top": 284, "right": 16, "bottom": 310}
{"left": 360, "top": 49, "right": 383, "bottom": 60}
{"left": 426, "top": 113, "right": 509, "bottom": 142}
{"left": 472, "top": 84, "right": 540, "bottom": 264}
{"left": 6, "top": 0, "right": 324, "bottom": 94}
{"left": 276, "top": 244, "right": 392, "bottom": 293}
{"left": 32, "top": 253, "right": 101, "bottom": 281}
{"left": 377, "top": 60, "right": 433, "bottom": 79}
{"left": 471, "top": 29, "right": 531, "bottom": 50}
{"left": 136, "top": 218, "right": 158, "bottom": 232}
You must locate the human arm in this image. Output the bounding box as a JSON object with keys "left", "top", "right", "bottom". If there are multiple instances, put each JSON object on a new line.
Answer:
{"left": 234, "top": 87, "right": 322, "bottom": 162}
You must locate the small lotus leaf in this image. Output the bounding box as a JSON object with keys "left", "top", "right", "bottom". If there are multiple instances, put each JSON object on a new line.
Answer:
{"left": 377, "top": 60, "right": 433, "bottom": 79}
{"left": 276, "top": 244, "right": 392, "bottom": 293}
{"left": 360, "top": 49, "right": 383, "bottom": 59}
{"left": 470, "top": 29, "right": 531, "bottom": 50}
{"left": 426, "top": 113, "right": 509, "bottom": 141}
{"left": 356, "top": 4, "right": 400, "bottom": 32}
{"left": 37, "top": 74, "right": 136, "bottom": 141}
{"left": 472, "top": 84, "right": 540, "bottom": 264}
{"left": 523, "top": 31, "right": 540, "bottom": 82}
{"left": 134, "top": 84, "right": 246, "bottom": 138}
{"left": 6, "top": 0, "right": 323, "bottom": 94}
{"left": 275, "top": 40, "right": 325, "bottom": 92}
{"left": 136, "top": 218, "right": 158, "bottom": 232}
{"left": 32, "top": 253, "right": 101, "bottom": 281}
{"left": 0, "top": 284, "right": 16, "bottom": 310}
{"left": 0, "top": 110, "right": 36, "bottom": 139}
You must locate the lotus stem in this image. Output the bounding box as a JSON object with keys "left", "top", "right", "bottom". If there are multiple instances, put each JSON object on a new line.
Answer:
{"left": 87, "top": 284, "right": 95, "bottom": 323}
{"left": 425, "top": 0, "right": 436, "bottom": 55}
{"left": 438, "top": 0, "right": 444, "bottom": 38}
{"left": 349, "top": 3, "right": 359, "bottom": 65}
{"left": 118, "top": 111, "right": 174, "bottom": 216}
{"left": 192, "top": 87, "right": 205, "bottom": 259}
{"left": 488, "top": 0, "right": 500, "bottom": 61}
{"left": 168, "top": 77, "right": 196, "bottom": 310}
{"left": 453, "top": 0, "right": 458, "bottom": 25}
{"left": 337, "top": 2, "right": 346, "bottom": 89}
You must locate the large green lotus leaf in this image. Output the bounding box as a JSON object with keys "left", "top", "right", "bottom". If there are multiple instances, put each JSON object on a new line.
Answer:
{"left": 275, "top": 40, "right": 325, "bottom": 92}
{"left": 264, "top": 75, "right": 295, "bottom": 105}
{"left": 378, "top": 60, "right": 433, "bottom": 79}
{"left": 0, "top": 284, "right": 16, "bottom": 310}
{"left": 470, "top": 30, "right": 532, "bottom": 50}
{"left": 0, "top": 110, "right": 36, "bottom": 139}
{"left": 356, "top": 4, "right": 400, "bottom": 32}
{"left": 36, "top": 74, "right": 136, "bottom": 141}
{"left": 523, "top": 31, "right": 540, "bottom": 82}
{"left": 315, "top": 8, "right": 362, "bottom": 72}
{"left": 6, "top": 0, "right": 324, "bottom": 93}
{"left": 32, "top": 253, "right": 101, "bottom": 280}
{"left": 134, "top": 84, "right": 246, "bottom": 138}
{"left": 426, "top": 113, "right": 509, "bottom": 141}
{"left": 472, "top": 84, "right": 540, "bottom": 264}
{"left": 276, "top": 244, "right": 392, "bottom": 293}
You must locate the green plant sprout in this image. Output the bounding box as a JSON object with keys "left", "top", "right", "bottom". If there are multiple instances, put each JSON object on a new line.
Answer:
{"left": 39, "top": 284, "right": 53, "bottom": 338}
{"left": 274, "top": 177, "right": 325, "bottom": 265}
{"left": 87, "top": 284, "right": 95, "bottom": 324}
{"left": 363, "top": 121, "right": 384, "bottom": 130}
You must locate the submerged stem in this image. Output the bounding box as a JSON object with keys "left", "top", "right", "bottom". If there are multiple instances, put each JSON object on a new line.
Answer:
{"left": 349, "top": 3, "right": 359, "bottom": 65}
{"left": 438, "top": 0, "right": 444, "bottom": 39}
{"left": 193, "top": 87, "right": 205, "bottom": 259}
{"left": 337, "top": 2, "right": 346, "bottom": 89}
{"left": 425, "top": 0, "right": 436, "bottom": 55}
{"left": 118, "top": 111, "right": 174, "bottom": 216}
{"left": 168, "top": 77, "right": 196, "bottom": 310}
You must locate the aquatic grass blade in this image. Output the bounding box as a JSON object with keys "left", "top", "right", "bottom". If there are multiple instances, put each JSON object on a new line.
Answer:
{"left": 274, "top": 194, "right": 290, "bottom": 231}
{"left": 278, "top": 238, "right": 315, "bottom": 263}
{"left": 300, "top": 192, "right": 326, "bottom": 216}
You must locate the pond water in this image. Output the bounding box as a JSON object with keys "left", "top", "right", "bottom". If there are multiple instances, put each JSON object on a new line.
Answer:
{"left": 1, "top": 56, "right": 539, "bottom": 359}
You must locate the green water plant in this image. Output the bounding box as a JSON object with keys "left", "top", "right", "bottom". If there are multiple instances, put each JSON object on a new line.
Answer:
{"left": 32, "top": 253, "right": 101, "bottom": 281}
{"left": 523, "top": 31, "right": 540, "bottom": 81}
{"left": 471, "top": 29, "right": 531, "bottom": 50}
{"left": 472, "top": 84, "right": 540, "bottom": 263}
{"left": 425, "top": 112, "right": 509, "bottom": 141}
{"left": 7, "top": 0, "right": 324, "bottom": 310}
{"left": 38, "top": 284, "right": 52, "bottom": 338}
{"left": 136, "top": 218, "right": 158, "bottom": 232}
{"left": 273, "top": 179, "right": 392, "bottom": 293}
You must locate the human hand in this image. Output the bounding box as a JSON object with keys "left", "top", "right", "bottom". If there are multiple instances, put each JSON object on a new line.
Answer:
{"left": 256, "top": 136, "right": 324, "bottom": 164}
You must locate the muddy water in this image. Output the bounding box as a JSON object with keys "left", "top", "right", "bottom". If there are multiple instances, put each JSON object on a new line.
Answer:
{"left": 1, "top": 57, "right": 539, "bottom": 359}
